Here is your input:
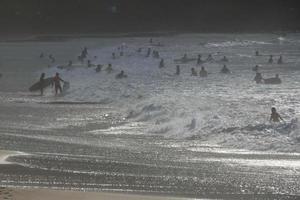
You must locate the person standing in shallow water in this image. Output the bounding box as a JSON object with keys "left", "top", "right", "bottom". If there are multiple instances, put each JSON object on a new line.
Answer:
{"left": 270, "top": 107, "right": 284, "bottom": 122}
{"left": 199, "top": 66, "right": 208, "bottom": 77}
{"left": 197, "top": 54, "right": 203, "bottom": 65}
{"left": 278, "top": 55, "right": 283, "bottom": 64}
{"left": 191, "top": 68, "right": 197, "bottom": 76}
{"left": 254, "top": 72, "right": 263, "bottom": 84}
{"left": 159, "top": 59, "right": 164, "bottom": 68}
{"left": 175, "top": 65, "right": 180, "bottom": 75}
{"left": 268, "top": 55, "right": 273, "bottom": 64}
{"left": 53, "top": 73, "right": 65, "bottom": 95}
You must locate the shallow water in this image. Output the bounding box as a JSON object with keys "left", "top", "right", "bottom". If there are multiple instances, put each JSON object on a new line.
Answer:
{"left": 0, "top": 33, "right": 299, "bottom": 199}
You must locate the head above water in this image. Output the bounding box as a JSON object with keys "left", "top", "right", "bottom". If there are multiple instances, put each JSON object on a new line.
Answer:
{"left": 56, "top": 72, "right": 59, "bottom": 76}
{"left": 271, "top": 107, "right": 276, "bottom": 113}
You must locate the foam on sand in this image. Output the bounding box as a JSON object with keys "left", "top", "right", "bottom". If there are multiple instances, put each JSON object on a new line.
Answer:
{"left": 0, "top": 150, "right": 24, "bottom": 164}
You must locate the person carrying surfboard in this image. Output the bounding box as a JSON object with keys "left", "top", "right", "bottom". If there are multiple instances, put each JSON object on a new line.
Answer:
{"left": 53, "top": 73, "right": 65, "bottom": 95}
{"left": 39, "top": 73, "right": 45, "bottom": 96}
{"left": 270, "top": 107, "right": 284, "bottom": 122}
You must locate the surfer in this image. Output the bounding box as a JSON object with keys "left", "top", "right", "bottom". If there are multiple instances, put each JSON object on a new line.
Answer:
{"left": 153, "top": 50, "right": 160, "bottom": 59}
{"left": 87, "top": 60, "right": 93, "bottom": 67}
{"left": 199, "top": 66, "right": 208, "bottom": 77}
{"left": 197, "top": 54, "right": 203, "bottom": 65}
{"left": 277, "top": 55, "right": 283, "bottom": 64}
{"left": 255, "top": 50, "right": 260, "bottom": 56}
{"left": 78, "top": 55, "right": 83, "bottom": 62}
{"left": 182, "top": 54, "right": 188, "bottom": 60}
{"left": 254, "top": 72, "right": 263, "bottom": 84}
{"left": 106, "top": 63, "right": 113, "bottom": 73}
{"left": 49, "top": 54, "right": 55, "bottom": 63}
{"left": 220, "top": 65, "right": 230, "bottom": 74}
{"left": 270, "top": 107, "right": 284, "bottom": 122}
{"left": 175, "top": 65, "right": 180, "bottom": 75}
{"left": 83, "top": 47, "right": 88, "bottom": 56}
{"left": 206, "top": 54, "right": 213, "bottom": 62}
{"left": 115, "top": 70, "right": 127, "bottom": 79}
{"left": 156, "top": 51, "right": 160, "bottom": 58}
{"left": 185, "top": 119, "right": 196, "bottom": 130}
{"left": 95, "top": 64, "right": 102, "bottom": 72}
{"left": 112, "top": 52, "right": 116, "bottom": 59}
{"left": 191, "top": 68, "right": 197, "bottom": 76}
{"left": 68, "top": 60, "right": 72, "bottom": 67}
{"left": 221, "top": 56, "right": 229, "bottom": 62}
{"left": 252, "top": 65, "right": 259, "bottom": 72}
{"left": 39, "top": 73, "right": 45, "bottom": 96}
{"left": 268, "top": 55, "right": 273, "bottom": 64}
{"left": 146, "top": 48, "right": 151, "bottom": 57}
{"left": 159, "top": 59, "right": 164, "bottom": 68}
{"left": 53, "top": 73, "right": 65, "bottom": 95}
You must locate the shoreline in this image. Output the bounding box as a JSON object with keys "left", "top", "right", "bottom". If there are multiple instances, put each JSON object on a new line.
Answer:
{"left": 0, "top": 187, "right": 204, "bottom": 200}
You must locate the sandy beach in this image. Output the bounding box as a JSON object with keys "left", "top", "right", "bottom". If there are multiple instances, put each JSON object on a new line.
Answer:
{"left": 0, "top": 187, "right": 201, "bottom": 200}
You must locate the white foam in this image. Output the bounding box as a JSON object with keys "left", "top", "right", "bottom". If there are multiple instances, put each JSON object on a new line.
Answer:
{"left": 0, "top": 150, "right": 25, "bottom": 164}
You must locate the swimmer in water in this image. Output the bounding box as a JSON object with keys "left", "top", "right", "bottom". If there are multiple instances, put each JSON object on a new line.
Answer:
{"left": 191, "top": 68, "right": 197, "bottom": 76}
{"left": 268, "top": 55, "right": 273, "bottom": 64}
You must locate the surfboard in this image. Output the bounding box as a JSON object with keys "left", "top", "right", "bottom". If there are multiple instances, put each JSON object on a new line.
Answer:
{"left": 62, "top": 81, "right": 70, "bottom": 92}
{"left": 174, "top": 58, "right": 197, "bottom": 63}
{"left": 264, "top": 78, "right": 281, "bottom": 84}
{"left": 29, "top": 77, "right": 53, "bottom": 92}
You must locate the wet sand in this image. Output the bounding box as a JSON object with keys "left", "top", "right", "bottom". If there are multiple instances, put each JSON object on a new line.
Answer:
{"left": 0, "top": 187, "right": 199, "bottom": 200}
{"left": 0, "top": 151, "right": 199, "bottom": 200}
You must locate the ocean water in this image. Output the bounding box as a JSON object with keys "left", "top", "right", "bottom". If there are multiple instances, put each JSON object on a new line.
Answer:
{"left": 0, "top": 33, "right": 299, "bottom": 199}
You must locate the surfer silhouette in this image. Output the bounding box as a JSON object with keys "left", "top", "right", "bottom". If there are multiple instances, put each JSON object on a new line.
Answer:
{"left": 53, "top": 73, "right": 65, "bottom": 95}
{"left": 39, "top": 73, "right": 45, "bottom": 96}
{"left": 186, "top": 119, "right": 196, "bottom": 130}
{"left": 175, "top": 65, "right": 180, "bottom": 75}
{"left": 270, "top": 107, "right": 283, "bottom": 122}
